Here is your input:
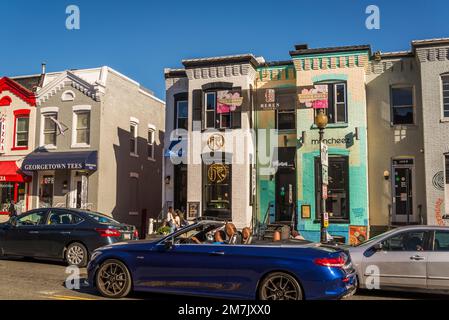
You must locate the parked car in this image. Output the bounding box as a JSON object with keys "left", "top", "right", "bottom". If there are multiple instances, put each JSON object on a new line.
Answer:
{"left": 348, "top": 225, "right": 449, "bottom": 294}
{"left": 87, "top": 220, "right": 357, "bottom": 300}
{"left": 0, "top": 208, "right": 138, "bottom": 267}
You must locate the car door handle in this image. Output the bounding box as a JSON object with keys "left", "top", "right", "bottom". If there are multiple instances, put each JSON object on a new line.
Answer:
{"left": 410, "top": 255, "right": 425, "bottom": 261}
{"left": 209, "top": 251, "right": 225, "bottom": 256}
{"left": 28, "top": 231, "right": 39, "bottom": 234}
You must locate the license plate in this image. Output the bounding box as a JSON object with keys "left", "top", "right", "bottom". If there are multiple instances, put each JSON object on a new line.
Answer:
{"left": 123, "top": 233, "right": 131, "bottom": 240}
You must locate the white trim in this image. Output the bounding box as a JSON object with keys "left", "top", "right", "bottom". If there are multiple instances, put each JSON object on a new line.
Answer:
{"left": 138, "top": 88, "right": 165, "bottom": 105}
{"left": 148, "top": 123, "right": 156, "bottom": 130}
{"left": 41, "top": 107, "right": 59, "bottom": 114}
{"left": 72, "top": 105, "right": 92, "bottom": 112}
{"left": 61, "top": 90, "right": 76, "bottom": 101}
{"left": 130, "top": 172, "right": 139, "bottom": 178}
{"left": 71, "top": 109, "right": 91, "bottom": 148}
{"left": 130, "top": 117, "right": 140, "bottom": 125}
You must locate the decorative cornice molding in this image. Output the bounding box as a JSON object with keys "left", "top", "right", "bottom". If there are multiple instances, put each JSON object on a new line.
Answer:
{"left": 0, "top": 77, "right": 36, "bottom": 106}
{"left": 415, "top": 46, "right": 449, "bottom": 63}
{"left": 185, "top": 63, "right": 255, "bottom": 80}
{"left": 36, "top": 71, "right": 103, "bottom": 105}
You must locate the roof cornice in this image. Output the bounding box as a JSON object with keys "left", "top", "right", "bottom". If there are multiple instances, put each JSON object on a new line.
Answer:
{"left": 0, "top": 77, "right": 36, "bottom": 106}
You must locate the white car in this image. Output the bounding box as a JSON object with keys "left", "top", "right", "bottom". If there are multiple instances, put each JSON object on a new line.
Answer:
{"left": 348, "top": 225, "right": 449, "bottom": 294}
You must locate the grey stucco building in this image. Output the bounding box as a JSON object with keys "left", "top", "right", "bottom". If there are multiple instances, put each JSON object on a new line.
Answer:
{"left": 14, "top": 67, "right": 165, "bottom": 235}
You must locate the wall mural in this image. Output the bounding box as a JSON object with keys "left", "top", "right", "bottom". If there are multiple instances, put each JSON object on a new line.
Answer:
{"left": 435, "top": 198, "right": 447, "bottom": 226}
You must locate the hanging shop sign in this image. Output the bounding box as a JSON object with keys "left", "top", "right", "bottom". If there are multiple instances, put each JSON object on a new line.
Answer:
{"left": 322, "top": 184, "right": 328, "bottom": 200}
{"left": 320, "top": 142, "right": 329, "bottom": 167}
{"left": 323, "top": 212, "right": 329, "bottom": 228}
{"left": 298, "top": 85, "right": 328, "bottom": 109}
{"left": 216, "top": 90, "right": 243, "bottom": 114}
{"left": 322, "top": 165, "right": 329, "bottom": 185}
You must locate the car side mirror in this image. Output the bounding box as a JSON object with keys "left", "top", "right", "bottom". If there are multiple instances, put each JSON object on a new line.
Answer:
{"left": 164, "top": 237, "right": 174, "bottom": 251}
{"left": 373, "top": 243, "right": 383, "bottom": 251}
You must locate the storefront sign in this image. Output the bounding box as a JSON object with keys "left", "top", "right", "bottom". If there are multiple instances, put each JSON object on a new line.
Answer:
{"left": 256, "top": 87, "right": 297, "bottom": 110}
{"left": 349, "top": 226, "right": 368, "bottom": 246}
{"left": 217, "top": 90, "right": 243, "bottom": 114}
{"left": 22, "top": 151, "right": 98, "bottom": 171}
{"left": 207, "top": 164, "right": 229, "bottom": 183}
{"left": 0, "top": 176, "right": 6, "bottom": 182}
{"left": 301, "top": 205, "right": 311, "bottom": 219}
{"left": 0, "top": 113, "right": 6, "bottom": 154}
{"left": 298, "top": 85, "right": 328, "bottom": 109}
{"left": 187, "top": 202, "right": 200, "bottom": 219}
{"left": 207, "top": 134, "right": 225, "bottom": 151}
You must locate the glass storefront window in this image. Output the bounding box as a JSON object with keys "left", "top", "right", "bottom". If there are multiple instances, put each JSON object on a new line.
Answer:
{"left": 0, "top": 182, "right": 15, "bottom": 212}
{"left": 203, "top": 161, "right": 232, "bottom": 215}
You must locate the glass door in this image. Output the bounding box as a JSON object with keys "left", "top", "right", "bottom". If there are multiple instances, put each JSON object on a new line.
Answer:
{"left": 392, "top": 159, "right": 415, "bottom": 224}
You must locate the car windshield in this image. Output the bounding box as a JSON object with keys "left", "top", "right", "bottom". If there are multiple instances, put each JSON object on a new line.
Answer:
{"left": 355, "top": 228, "right": 398, "bottom": 247}
{"left": 86, "top": 212, "right": 120, "bottom": 225}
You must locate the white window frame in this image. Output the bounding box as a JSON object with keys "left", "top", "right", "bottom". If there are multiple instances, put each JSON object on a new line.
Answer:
{"left": 147, "top": 124, "right": 156, "bottom": 160}
{"left": 40, "top": 107, "right": 59, "bottom": 149}
{"left": 442, "top": 75, "right": 449, "bottom": 120}
{"left": 15, "top": 116, "right": 30, "bottom": 148}
{"left": 71, "top": 105, "right": 92, "bottom": 148}
{"left": 61, "top": 90, "right": 75, "bottom": 102}
{"left": 390, "top": 85, "right": 415, "bottom": 126}
{"left": 130, "top": 118, "right": 139, "bottom": 157}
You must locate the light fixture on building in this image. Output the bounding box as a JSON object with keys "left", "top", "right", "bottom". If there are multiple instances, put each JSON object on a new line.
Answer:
{"left": 354, "top": 127, "right": 360, "bottom": 141}
{"left": 63, "top": 180, "right": 68, "bottom": 189}
{"left": 315, "top": 110, "right": 328, "bottom": 130}
{"left": 165, "top": 176, "right": 171, "bottom": 185}
{"left": 383, "top": 170, "right": 390, "bottom": 180}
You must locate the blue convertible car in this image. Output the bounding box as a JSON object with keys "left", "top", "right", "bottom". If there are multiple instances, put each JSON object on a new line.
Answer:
{"left": 87, "top": 220, "right": 357, "bottom": 300}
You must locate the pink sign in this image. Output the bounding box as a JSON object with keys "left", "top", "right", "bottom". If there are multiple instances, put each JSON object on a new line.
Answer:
{"left": 298, "top": 85, "right": 329, "bottom": 109}
{"left": 0, "top": 113, "right": 6, "bottom": 153}
{"left": 217, "top": 90, "right": 243, "bottom": 114}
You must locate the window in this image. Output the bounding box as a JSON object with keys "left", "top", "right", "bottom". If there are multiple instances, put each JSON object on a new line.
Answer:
{"left": 391, "top": 86, "right": 414, "bottom": 125}
{"left": 315, "top": 156, "right": 349, "bottom": 220}
{"left": 39, "top": 175, "right": 54, "bottom": 208}
{"left": 75, "top": 111, "right": 90, "bottom": 145}
{"left": 0, "top": 182, "right": 15, "bottom": 213}
{"left": 47, "top": 211, "right": 82, "bottom": 225}
{"left": 205, "top": 92, "right": 217, "bottom": 129}
{"left": 203, "top": 157, "right": 232, "bottom": 219}
{"left": 314, "top": 83, "right": 347, "bottom": 124}
{"left": 176, "top": 100, "right": 188, "bottom": 129}
{"left": 15, "top": 116, "right": 29, "bottom": 148}
{"left": 443, "top": 76, "right": 449, "bottom": 118}
{"left": 381, "top": 231, "right": 429, "bottom": 251}
{"left": 130, "top": 123, "right": 138, "bottom": 155}
{"left": 148, "top": 128, "right": 155, "bottom": 159}
{"left": 43, "top": 113, "right": 58, "bottom": 146}
{"left": 434, "top": 231, "right": 449, "bottom": 251}
{"left": 87, "top": 212, "right": 120, "bottom": 225}
{"left": 16, "top": 211, "right": 47, "bottom": 226}
{"left": 277, "top": 110, "right": 296, "bottom": 130}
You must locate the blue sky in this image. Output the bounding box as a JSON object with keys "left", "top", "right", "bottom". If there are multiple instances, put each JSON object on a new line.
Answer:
{"left": 2, "top": 0, "right": 449, "bottom": 98}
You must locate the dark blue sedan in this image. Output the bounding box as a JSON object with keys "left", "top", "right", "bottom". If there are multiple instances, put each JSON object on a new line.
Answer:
{"left": 87, "top": 220, "right": 357, "bottom": 300}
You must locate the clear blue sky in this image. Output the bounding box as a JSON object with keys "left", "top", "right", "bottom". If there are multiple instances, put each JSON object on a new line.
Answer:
{"left": 2, "top": 0, "right": 449, "bottom": 99}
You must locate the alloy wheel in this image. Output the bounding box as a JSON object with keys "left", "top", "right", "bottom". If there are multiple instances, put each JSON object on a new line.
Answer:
{"left": 66, "top": 244, "right": 85, "bottom": 266}
{"left": 259, "top": 273, "right": 302, "bottom": 300}
{"left": 97, "top": 261, "right": 130, "bottom": 298}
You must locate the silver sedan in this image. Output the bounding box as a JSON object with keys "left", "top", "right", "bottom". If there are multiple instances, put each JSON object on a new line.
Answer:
{"left": 348, "top": 225, "right": 449, "bottom": 294}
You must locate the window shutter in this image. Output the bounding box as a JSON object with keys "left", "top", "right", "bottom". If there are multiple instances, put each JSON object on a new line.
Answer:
{"left": 231, "top": 87, "right": 243, "bottom": 129}
{"left": 192, "top": 89, "right": 203, "bottom": 131}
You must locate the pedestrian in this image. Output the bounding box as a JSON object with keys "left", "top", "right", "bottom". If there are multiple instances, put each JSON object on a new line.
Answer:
{"left": 178, "top": 211, "right": 189, "bottom": 228}
{"left": 8, "top": 199, "right": 17, "bottom": 219}
{"left": 174, "top": 210, "right": 181, "bottom": 230}
{"left": 166, "top": 207, "right": 176, "bottom": 233}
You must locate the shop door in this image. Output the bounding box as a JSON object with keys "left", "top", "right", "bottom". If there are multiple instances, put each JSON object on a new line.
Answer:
{"left": 392, "top": 160, "right": 415, "bottom": 224}
{"left": 39, "top": 175, "right": 54, "bottom": 208}
{"left": 174, "top": 164, "right": 187, "bottom": 213}
{"left": 71, "top": 173, "right": 88, "bottom": 209}
{"left": 275, "top": 168, "right": 296, "bottom": 222}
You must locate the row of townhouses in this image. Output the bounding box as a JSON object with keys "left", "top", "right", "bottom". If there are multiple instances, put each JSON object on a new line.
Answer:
{"left": 164, "top": 37, "right": 449, "bottom": 244}
{"left": 0, "top": 67, "right": 165, "bottom": 236}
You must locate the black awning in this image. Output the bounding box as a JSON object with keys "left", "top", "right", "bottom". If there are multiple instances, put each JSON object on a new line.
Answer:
{"left": 21, "top": 151, "right": 97, "bottom": 171}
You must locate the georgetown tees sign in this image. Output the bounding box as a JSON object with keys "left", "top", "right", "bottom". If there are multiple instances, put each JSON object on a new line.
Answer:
{"left": 22, "top": 162, "right": 87, "bottom": 171}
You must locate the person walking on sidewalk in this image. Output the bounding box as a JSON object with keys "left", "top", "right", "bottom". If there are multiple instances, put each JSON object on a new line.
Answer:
{"left": 8, "top": 199, "right": 17, "bottom": 219}
{"left": 166, "top": 207, "right": 176, "bottom": 233}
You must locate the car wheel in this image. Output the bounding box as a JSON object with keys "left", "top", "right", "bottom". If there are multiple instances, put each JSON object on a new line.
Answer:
{"left": 258, "top": 272, "right": 303, "bottom": 300}
{"left": 65, "top": 242, "right": 88, "bottom": 267}
{"left": 96, "top": 259, "right": 132, "bottom": 299}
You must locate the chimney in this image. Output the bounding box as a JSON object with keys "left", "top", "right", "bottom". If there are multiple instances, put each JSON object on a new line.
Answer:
{"left": 41, "top": 62, "right": 46, "bottom": 75}
{"left": 294, "top": 44, "right": 308, "bottom": 51}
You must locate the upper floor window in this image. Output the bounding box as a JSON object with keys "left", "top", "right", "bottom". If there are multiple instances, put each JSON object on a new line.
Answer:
{"left": 176, "top": 100, "right": 188, "bottom": 130}
{"left": 43, "top": 113, "right": 58, "bottom": 147}
{"left": 130, "top": 122, "right": 138, "bottom": 156}
{"left": 204, "top": 90, "right": 241, "bottom": 129}
{"left": 75, "top": 111, "right": 90, "bottom": 145}
{"left": 391, "top": 86, "right": 414, "bottom": 125}
{"left": 13, "top": 110, "right": 30, "bottom": 149}
{"left": 443, "top": 75, "right": 449, "bottom": 118}
{"left": 314, "top": 82, "right": 347, "bottom": 124}
{"left": 148, "top": 127, "right": 155, "bottom": 160}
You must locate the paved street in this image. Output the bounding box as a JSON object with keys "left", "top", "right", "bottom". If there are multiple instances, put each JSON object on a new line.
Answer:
{"left": 1, "top": 256, "right": 448, "bottom": 300}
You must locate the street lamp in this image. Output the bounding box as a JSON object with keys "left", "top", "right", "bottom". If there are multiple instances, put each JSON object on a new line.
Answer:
{"left": 315, "top": 109, "right": 328, "bottom": 243}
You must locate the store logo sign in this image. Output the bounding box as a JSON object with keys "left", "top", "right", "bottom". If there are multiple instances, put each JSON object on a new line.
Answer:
{"left": 207, "top": 164, "right": 228, "bottom": 183}
{"left": 207, "top": 134, "right": 225, "bottom": 151}
{"left": 0, "top": 176, "right": 6, "bottom": 182}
